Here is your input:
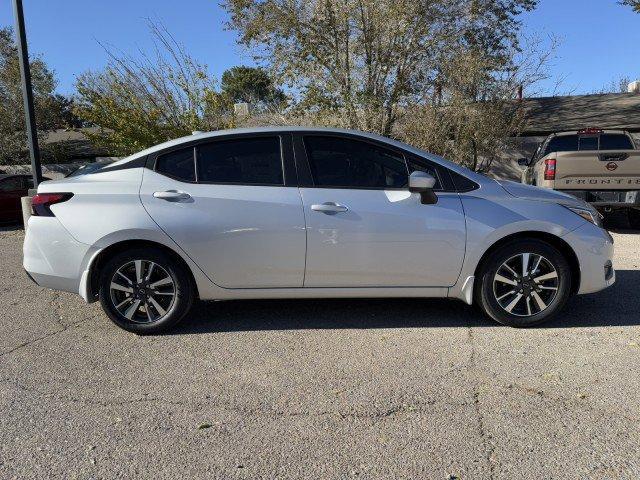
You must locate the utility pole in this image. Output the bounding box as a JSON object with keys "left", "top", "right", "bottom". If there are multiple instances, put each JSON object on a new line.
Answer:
{"left": 12, "top": 0, "right": 43, "bottom": 187}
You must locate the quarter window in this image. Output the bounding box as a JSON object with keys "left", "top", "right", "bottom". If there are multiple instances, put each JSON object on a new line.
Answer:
{"left": 156, "top": 147, "right": 195, "bottom": 182}
{"left": 304, "top": 136, "right": 407, "bottom": 189}
{"left": 196, "top": 137, "right": 283, "bottom": 185}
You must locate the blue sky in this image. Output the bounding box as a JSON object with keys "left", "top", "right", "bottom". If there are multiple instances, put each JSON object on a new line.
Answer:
{"left": 0, "top": 0, "right": 638, "bottom": 97}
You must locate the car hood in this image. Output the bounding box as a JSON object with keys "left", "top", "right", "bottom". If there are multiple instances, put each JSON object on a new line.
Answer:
{"left": 496, "top": 180, "right": 586, "bottom": 207}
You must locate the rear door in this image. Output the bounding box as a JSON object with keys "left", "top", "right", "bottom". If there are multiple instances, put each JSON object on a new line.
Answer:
{"left": 295, "top": 134, "right": 466, "bottom": 288}
{"left": 139, "top": 134, "right": 307, "bottom": 288}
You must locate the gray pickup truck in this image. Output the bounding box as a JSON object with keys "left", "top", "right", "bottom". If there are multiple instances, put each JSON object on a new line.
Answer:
{"left": 519, "top": 128, "right": 640, "bottom": 226}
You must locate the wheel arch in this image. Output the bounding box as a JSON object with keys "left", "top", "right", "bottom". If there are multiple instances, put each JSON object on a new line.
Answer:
{"left": 473, "top": 231, "right": 581, "bottom": 295}
{"left": 87, "top": 239, "right": 200, "bottom": 302}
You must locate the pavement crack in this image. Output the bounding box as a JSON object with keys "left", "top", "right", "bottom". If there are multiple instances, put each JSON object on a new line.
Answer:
{"left": 467, "top": 325, "right": 497, "bottom": 480}
{"left": 0, "top": 317, "right": 91, "bottom": 358}
{"left": 0, "top": 376, "right": 438, "bottom": 421}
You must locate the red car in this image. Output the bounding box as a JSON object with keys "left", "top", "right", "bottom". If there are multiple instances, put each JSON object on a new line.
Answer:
{"left": 0, "top": 174, "right": 47, "bottom": 223}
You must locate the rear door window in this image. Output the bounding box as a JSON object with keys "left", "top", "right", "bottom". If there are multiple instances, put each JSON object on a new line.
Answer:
{"left": 196, "top": 137, "right": 283, "bottom": 185}
{"left": 599, "top": 134, "right": 634, "bottom": 150}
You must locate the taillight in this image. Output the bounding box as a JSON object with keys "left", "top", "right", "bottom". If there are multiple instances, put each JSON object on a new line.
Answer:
{"left": 544, "top": 158, "right": 556, "bottom": 180}
{"left": 31, "top": 193, "right": 73, "bottom": 217}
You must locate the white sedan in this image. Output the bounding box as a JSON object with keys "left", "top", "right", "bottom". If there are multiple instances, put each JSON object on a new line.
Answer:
{"left": 23, "top": 127, "right": 615, "bottom": 333}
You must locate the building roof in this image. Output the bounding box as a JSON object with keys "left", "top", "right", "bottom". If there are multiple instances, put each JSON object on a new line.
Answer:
{"left": 41, "top": 127, "right": 110, "bottom": 161}
{"left": 521, "top": 92, "right": 640, "bottom": 136}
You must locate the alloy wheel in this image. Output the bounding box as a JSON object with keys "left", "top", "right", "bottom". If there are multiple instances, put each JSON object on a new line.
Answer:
{"left": 492, "top": 252, "right": 559, "bottom": 317}
{"left": 109, "top": 260, "right": 176, "bottom": 324}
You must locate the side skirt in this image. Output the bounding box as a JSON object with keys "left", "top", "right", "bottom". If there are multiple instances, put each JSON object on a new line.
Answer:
{"left": 200, "top": 286, "right": 449, "bottom": 301}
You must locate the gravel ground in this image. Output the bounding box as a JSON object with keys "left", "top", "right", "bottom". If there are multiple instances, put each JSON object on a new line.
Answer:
{"left": 1, "top": 226, "right": 639, "bottom": 479}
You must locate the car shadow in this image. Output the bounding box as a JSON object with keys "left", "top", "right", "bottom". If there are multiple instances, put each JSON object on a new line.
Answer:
{"left": 171, "top": 269, "right": 640, "bottom": 334}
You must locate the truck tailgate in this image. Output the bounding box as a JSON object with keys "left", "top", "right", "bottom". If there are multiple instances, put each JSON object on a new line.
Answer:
{"left": 554, "top": 150, "right": 640, "bottom": 189}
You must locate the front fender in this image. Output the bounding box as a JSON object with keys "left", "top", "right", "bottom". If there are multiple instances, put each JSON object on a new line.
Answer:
{"left": 449, "top": 195, "right": 585, "bottom": 303}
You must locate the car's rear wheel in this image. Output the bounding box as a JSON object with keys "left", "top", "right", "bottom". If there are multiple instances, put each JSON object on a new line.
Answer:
{"left": 98, "top": 248, "right": 194, "bottom": 334}
{"left": 475, "top": 240, "right": 572, "bottom": 327}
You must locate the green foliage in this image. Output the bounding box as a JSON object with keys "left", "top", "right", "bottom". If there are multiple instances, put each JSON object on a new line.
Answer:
{"left": 222, "top": 0, "right": 536, "bottom": 135}
{"left": 221, "top": 65, "right": 286, "bottom": 109}
{"left": 74, "top": 23, "right": 235, "bottom": 156}
{"left": 401, "top": 51, "right": 525, "bottom": 171}
{"left": 0, "top": 27, "right": 71, "bottom": 165}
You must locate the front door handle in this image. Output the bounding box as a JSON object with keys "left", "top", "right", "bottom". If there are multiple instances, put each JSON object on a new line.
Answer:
{"left": 153, "top": 190, "right": 192, "bottom": 202}
{"left": 311, "top": 202, "right": 349, "bottom": 214}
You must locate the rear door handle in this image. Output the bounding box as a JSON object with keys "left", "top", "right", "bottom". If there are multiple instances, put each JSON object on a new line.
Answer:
{"left": 311, "top": 202, "right": 349, "bottom": 214}
{"left": 153, "top": 190, "right": 192, "bottom": 202}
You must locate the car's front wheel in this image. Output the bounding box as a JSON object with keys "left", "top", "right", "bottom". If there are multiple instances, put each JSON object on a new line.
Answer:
{"left": 475, "top": 240, "right": 572, "bottom": 327}
{"left": 98, "top": 248, "right": 194, "bottom": 334}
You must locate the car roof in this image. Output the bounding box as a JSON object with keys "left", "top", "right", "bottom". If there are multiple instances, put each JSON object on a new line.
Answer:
{"left": 108, "top": 126, "right": 483, "bottom": 180}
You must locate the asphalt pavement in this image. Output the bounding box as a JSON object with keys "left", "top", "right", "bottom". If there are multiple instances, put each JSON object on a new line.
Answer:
{"left": 1, "top": 226, "right": 639, "bottom": 479}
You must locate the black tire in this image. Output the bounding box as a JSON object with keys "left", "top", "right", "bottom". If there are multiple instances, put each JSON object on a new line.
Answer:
{"left": 475, "top": 240, "right": 572, "bottom": 327}
{"left": 628, "top": 208, "right": 640, "bottom": 229}
{"left": 98, "top": 247, "right": 194, "bottom": 334}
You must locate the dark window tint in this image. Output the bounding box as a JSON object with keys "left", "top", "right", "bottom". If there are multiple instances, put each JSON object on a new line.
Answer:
{"left": 197, "top": 137, "right": 283, "bottom": 185}
{"left": 544, "top": 135, "right": 578, "bottom": 155}
{"left": 449, "top": 171, "right": 478, "bottom": 192}
{"left": 156, "top": 147, "right": 195, "bottom": 181}
{"left": 578, "top": 136, "right": 598, "bottom": 151}
{"left": 304, "top": 136, "right": 407, "bottom": 189}
{"left": 0, "top": 177, "right": 23, "bottom": 191}
{"left": 407, "top": 157, "right": 443, "bottom": 190}
{"left": 599, "top": 134, "right": 634, "bottom": 150}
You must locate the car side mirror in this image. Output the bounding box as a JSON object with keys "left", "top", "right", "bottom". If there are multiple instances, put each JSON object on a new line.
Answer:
{"left": 408, "top": 171, "right": 438, "bottom": 205}
{"left": 517, "top": 157, "right": 529, "bottom": 167}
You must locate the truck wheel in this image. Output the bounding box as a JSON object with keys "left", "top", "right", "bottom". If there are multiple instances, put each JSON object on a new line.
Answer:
{"left": 475, "top": 240, "right": 572, "bottom": 327}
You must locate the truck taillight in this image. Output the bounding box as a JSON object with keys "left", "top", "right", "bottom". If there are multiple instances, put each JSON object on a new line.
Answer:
{"left": 544, "top": 158, "right": 556, "bottom": 180}
{"left": 31, "top": 193, "right": 73, "bottom": 217}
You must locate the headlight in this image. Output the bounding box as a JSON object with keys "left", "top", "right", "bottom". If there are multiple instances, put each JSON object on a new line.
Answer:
{"left": 564, "top": 205, "right": 603, "bottom": 227}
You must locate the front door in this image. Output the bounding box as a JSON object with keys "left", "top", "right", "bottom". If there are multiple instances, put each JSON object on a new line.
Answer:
{"left": 140, "top": 135, "right": 306, "bottom": 288}
{"left": 296, "top": 135, "right": 466, "bottom": 287}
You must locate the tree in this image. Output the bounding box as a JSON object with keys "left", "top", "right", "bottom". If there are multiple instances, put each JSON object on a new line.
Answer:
{"left": 401, "top": 51, "right": 527, "bottom": 171}
{"left": 399, "top": 24, "right": 556, "bottom": 171}
{"left": 0, "top": 27, "right": 70, "bottom": 165}
{"left": 75, "top": 23, "right": 234, "bottom": 156}
{"left": 594, "top": 76, "right": 633, "bottom": 94}
{"left": 223, "top": 0, "right": 538, "bottom": 137}
{"left": 221, "top": 66, "right": 286, "bottom": 110}
{"left": 620, "top": 0, "right": 640, "bottom": 12}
